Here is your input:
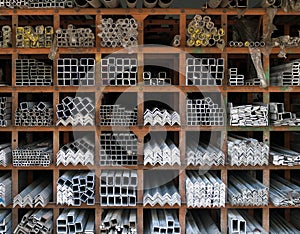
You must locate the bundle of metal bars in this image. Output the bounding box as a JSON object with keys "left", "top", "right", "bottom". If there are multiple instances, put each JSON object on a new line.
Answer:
{"left": 56, "top": 137, "right": 94, "bottom": 166}
{"left": 56, "top": 24, "right": 95, "bottom": 48}
{"left": 101, "top": 57, "right": 137, "bottom": 86}
{"left": 144, "top": 181, "right": 181, "bottom": 206}
{"left": 186, "top": 97, "right": 225, "bottom": 126}
{"left": 186, "top": 140, "right": 225, "bottom": 166}
{"left": 144, "top": 210, "right": 180, "bottom": 234}
{"left": 57, "top": 209, "right": 95, "bottom": 234}
{"left": 13, "top": 179, "right": 52, "bottom": 208}
{"left": 56, "top": 96, "right": 95, "bottom": 126}
{"left": 0, "top": 25, "right": 11, "bottom": 48}
{"left": 270, "top": 144, "right": 300, "bottom": 166}
{"left": 270, "top": 174, "right": 300, "bottom": 206}
{"left": 100, "top": 132, "right": 138, "bottom": 166}
{"left": 270, "top": 212, "right": 300, "bottom": 234}
{"left": 228, "top": 40, "right": 265, "bottom": 48}
{"left": 186, "top": 58, "right": 224, "bottom": 86}
{"left": 144, "top": 138, "right": 180, "bottom": 166}
{"left": 0, "top": 210, "right": 11, "bottom": 234}
{"left": 186, "top": 15, "right": 225, "bottom": 48}
{"left": 98, "top": 18, "right": 138, "bottom": 48}
{"left": 143, "top": 71, "right": 172, "bottom": 86}
{"left": 0, "top": 97, "right": 12, "bottom": 127}
{"left": 14, "top": 210, "right": 53, "bottom": 234}
{"left": 272, "top": 35, "right": 300, "bottom": 49}
{"left": 100, "top": 105, "right": 137, "bottom": 126}
{"left": 228, "top": 103, "right": 268, "bottom": 126}
{"left": 15, "top": 102, "right": 53, "bottom": 126}
{"left": 186, "top": 171, "right": 226, "bottom": 208}
{"left": 0, "top": 143, "right": 11, "bottom": 167}
{"left": 228, "top": 210, "right": 267, "bottom": 234}
{"left": 100, "top": 170, "right": 137, "bottom": 206}
{"left": 270, "top": 59, "right": 300, "bottom": 86}
{"left": 227, "top": 135, "right": 269, "bottom": 166}
{"left": 16, "top": 25, "right": 53, "bottom": 48}
{"left": 0, "top": 173, "right": 11, "bottom": 207}
{"left": 144, "top": 108, "right": 180, "bottom": 126}
{"left": 270, "top": 102, "right": 300, "bottom": 126}
{"left": 186, "top": 211, "right": 221, "bottom": 234}
{"left": 57, "top": 58, "right": 95, "bottom": 86}
{"left": 228, "top": 173, "right": 269, "bottom": 206}
{"left": 12, "top": 140, "right": 53, "bottom": 167}
{"left": 16, "top": 59, "right": 53, "bottom": 86}
{"left": 100, "top": 209, "right": 136, "bottom": 234}
{"left": 57, "top": 171, "right": 95, "bottom": 206}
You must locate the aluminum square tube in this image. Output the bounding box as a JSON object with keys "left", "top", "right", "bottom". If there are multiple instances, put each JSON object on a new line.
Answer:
{"left": 270, "top": 59, "right": 300, "bottom": 86}
{"left": 270, "top": 102, "right": 300, "bottom": 126}
{"left": 227, "top": 134, "right": 269, "bottom": 166}
{"left": 57, "top": 171, "right": 95, "bottom": 206}
{"left": 143, "top": 71, "right": 172, "bottom": 86}
{"left": 186, "top": 171, "right": 225, "bottom": 208}
{"left": 100, "top": 132, "right": 138, "bottom": 166}
{"left": 100, "top": 105, "right": 137, "bottom": 126}
{"left": 98, "top": 18, "right": 138, "bottom": 48}
{"left": 100, "top": 170, "right": 137, "bottom": 206}
{"left": 0, "top": 97, "right": 12, "bottom": 127}
{"left": 186, "top": 211, "right": 221, "bottom": 234}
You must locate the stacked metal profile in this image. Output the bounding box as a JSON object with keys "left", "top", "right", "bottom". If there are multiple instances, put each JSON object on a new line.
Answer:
{"left": 228, "top": 210, "right": 267, "bottom": 234}
{"left": 143, "top": 72, "right": 172, "bottom": 86}
{"left": 100, "top": 170, "right": 137, "bottom": 206}
{"left": 56, "top": 96, "right": 95, "bottom": 126}
{"left": 12, "top": 140, "right": 53, "bottom": 167}
{"left": 57, "top": 209, "right": 95, "bottom": 234}
{"left": 13, "top": 180, "right": 52, "bottom": 208}
{"left": 186, "top": 140, "right": 225, "bottom": 166}
{"left": 98, "top": 18, "right": 138, "bottom": 48}
{"left": 0, "top": 173, "right": 11, "bottom": 207}
{"left": 227, "top": 135, "right": 269, "bottom": 166}
{"left": 228, "top": 40, "right": 265, "bottom": 48}
{"left": 100, "top": 105, "right": 137, "bottom": 126}
{"left": 15, "top": 102, "right": 53, "bottom": 126}
{"left": 144, "top": 210, "right": 180, "bottom": 234}
{"left": 0, "top": 97, "right": 12, "bottom": 127}
{"left": 14, "top": 210, "right": 53, "bottom": 234}
{"left": 270, "top": 59, "right": 300, "bottom": 86}
{"left": 186, "top": 211, "right": 220, "bottom": 234}
{"left": 56, "top": 24, "right": 95, "bottom": 47}
{"left": 228, "top": 173, "right": 269, "bottom": 206}
{"left": 16, "top": 59, "right": 53, "bottom": 86}
{"left": 101, "top": 57, "right": 137, "bottom": 86}
{"left": 186, "top": 58, "right": 224, "bottom": 86}
{"left": 144, "top": 138, "right": 180, "bottom": 166}
{"left": 228, "top": 68, "right": 245, "bottom": 86}
{"left": 57, "top": 171, "right": 95, "bottom": 206}
{"left": 100, "top": 209, "right": 136, "bottom": 234}
{"left": 270, "top": 174, "right": 300, "bottom": 206}
{"left": 0, "top": 0, "right": 74, "bottom": 8}
{"left": 100, "top": 132, "right": 138, "bottom": 166}
{"left": 270, "top": 102, "right": 300, "bottom": 126}
{"left": 186, "top": 171, "right": 226, "bottom": 208}
{"left": 186, "top": 97, "right": 225, "bottom": 126}
{"left": 16, "top": 25, "right": 53, "bottom": 48}
{"left": 0, "top": 143, "right": 11, "bottom": 166}
{"left": 144, "top": 108, "right": 180, "bottom": 126}
{"left": 144, "top": 180, "right": 181, "bottom": 206}
{"left": 186, "top": 15, "right": 225, "bottom": 47}
{"left": 0, "top": 210, "right": 11, "bottom": 234}
{"left": 270, "top": 144, "right": 300, "bottom": 166}
{"left": 270, "top": 212, "right": 300, "bottom": 234}
{"left": 228, "top": 103, "right": 268, "bottom": 126}
{"left": 0, "top": 25, "right": 11, "bottom": 48}
{"left": 56, "top": 137, "right": 94, "bottom": 166}
{"left": 57, "top": 58, "right": 95, "bottom": 86}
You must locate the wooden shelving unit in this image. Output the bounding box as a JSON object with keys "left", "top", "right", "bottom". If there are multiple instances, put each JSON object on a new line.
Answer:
{"left": 1, "top": 6, "right": 300, "bottom": 234}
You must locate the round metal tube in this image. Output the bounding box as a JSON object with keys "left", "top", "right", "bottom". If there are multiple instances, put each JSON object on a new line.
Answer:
{"left": 144, "top": 0, "right": 158, "bottom": 8}
{"left": 102, "top": 0, "right": 119, "bottom": 8}
{"left": 187, "top": 38, "right": 195, "bottom": 47}
{"left": 233, "top": 41, "right": 238, "bottom": 47}
{"left": 260, "top": 41, "right": 266, "bottom": 47}
{"left": 249, "top": 41, "right": 255, "bottom": 47}
{"left": 202, "top": 16, "right": 211, "bottom": 23}
{"left": 237, "top": 41, "right": 243, "bottom": 47}
{"left": 254, "top": 41, "right": 260, "bottom": 47}
{"left": 158, "top": 0, "right": 173, "bottom": 8}
{"left": 206, "top": 21, "right": 214, "bottom": 30}
{"left": 229, "top": 41, "right": 235, "bottom": 47}
{"left": 208, "top": 38, "right": 216, "bottom": 46}
{"left": 273, "top": 0, "right": 281, "bottom": 7}
{"left": 87, "top": 0, "right": 102, "bottom": 7}
{"left": 126, "top": 0, "right": 137, "bottom": 7}
{"left": 74, "top": 0, "right": 89, "bottom": 7}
